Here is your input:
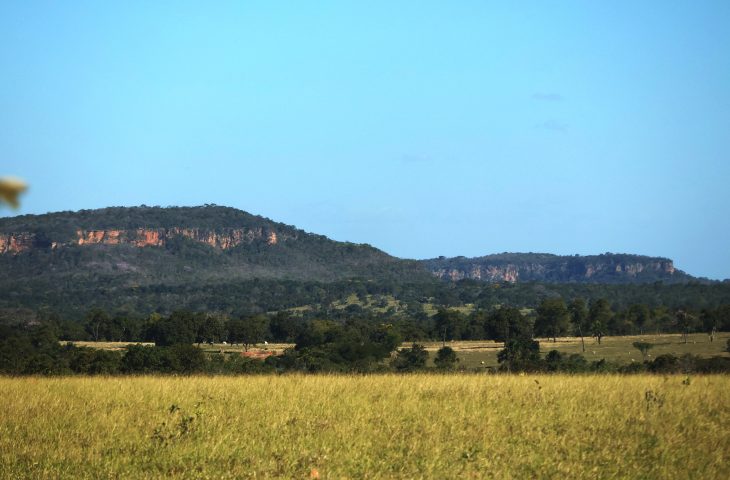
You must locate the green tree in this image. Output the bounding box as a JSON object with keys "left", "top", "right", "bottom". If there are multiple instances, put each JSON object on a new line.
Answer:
{"left": 627, "top": 304, "right": 652, "bottom": 335}
{"left": 84, "top": 309, "right": 111, "bottom": 342}
{"left": 196, "top": 314, "right": 226, "bottom": 344}
{"left": 676, "top": 310, "right": 697, "bottom": 344}
{"left": 568, "top": 298, "right": 589, "bottom": 352}
{"left": 228, "top": 314, "right": 269, "bottom": 351}
{"left": 392, "top": 343, "right": 428, "bottom": 371}
{"left": 269, "top": 312, "right": 301, "bottom": 343}
{"left": 590, "top": 320, "right": 605, "bottom": 345}
{"left": 589, "top": 299, "right": 612, "bottom": 344}
{"left": 484, "top": 307, "right": 525, "bottom": 343}
{"left": 535, "top": 298, "right": 571, "bottom": 342}
{"left": 153, "top": 311, "right": 203, "bottom": 346}
{"left": 433, "top": 309, "right": 466, "bottom": 344}
{"left": 632, "top": 341, "right": 654, "bottom": 360}
{"left": 434, "top": 346, "right": 458, "bottom": 370}
{"left": 497, "top": 335, "right": 540, "bottom": 372}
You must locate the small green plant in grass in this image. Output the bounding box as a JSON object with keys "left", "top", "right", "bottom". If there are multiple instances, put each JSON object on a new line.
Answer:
{"left": 633, "top": 342, "right": 654, "bottom": 361}
{"left": 151, "top": 403, "right": 203, "bottom": 445}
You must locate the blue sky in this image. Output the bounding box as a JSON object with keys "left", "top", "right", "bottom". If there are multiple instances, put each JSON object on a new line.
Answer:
{"left": 1, "top": 1, "right": 729, "bottom": 279}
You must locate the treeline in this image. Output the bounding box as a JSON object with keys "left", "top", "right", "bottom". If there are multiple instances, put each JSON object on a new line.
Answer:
{"left": 3, "top": 275, "right": 730, "bottom": 323}
{"left": 34, "top": 298, "right": 730, "bottom": 346}
{"left": 3, "top": 309, "right": 730, "bottom": 376}
{"left": 436, "top": 299, "right": 730, "bottom": 342}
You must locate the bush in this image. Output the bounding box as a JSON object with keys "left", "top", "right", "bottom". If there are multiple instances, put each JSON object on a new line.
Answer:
{"left": 434, "top": 346, "right": 458, "bottom": 370}
{"left": 121, "top": 344, "right": 166, "bottom": 373}
{"left": 392, "top": 343, "right": 428, "bottom": 371}
{"left": 66, "top": 345, "right": 121, "bottom": 374}
{"left": 647, "top": 354, "right": 680, "bottom": 374}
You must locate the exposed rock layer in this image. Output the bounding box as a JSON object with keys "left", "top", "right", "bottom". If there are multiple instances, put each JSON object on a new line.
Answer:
{"left": 1, "top": 227, "right": 283, "bottom": 254}
{"left": 423, "top": 254, "right": 679, "bottom": 284}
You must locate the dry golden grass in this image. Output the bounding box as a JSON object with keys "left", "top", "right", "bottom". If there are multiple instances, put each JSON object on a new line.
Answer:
{"left": 1, "top": 374, "right": 728, "bottom": 479}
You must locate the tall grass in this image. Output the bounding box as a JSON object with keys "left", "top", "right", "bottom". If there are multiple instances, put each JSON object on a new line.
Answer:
{"left": 1, "top": 375, "right": 728, "bottom": 479}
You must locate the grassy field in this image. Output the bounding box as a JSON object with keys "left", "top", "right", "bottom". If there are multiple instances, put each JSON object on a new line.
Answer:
{"left": 1, "top": 375, "right": 728, "bottom": 479}
{"left": 441, "top": 332, "right": 730, "bottom": 369}
{"left": 73, "top": 332, "right": 730, "bottom": 369}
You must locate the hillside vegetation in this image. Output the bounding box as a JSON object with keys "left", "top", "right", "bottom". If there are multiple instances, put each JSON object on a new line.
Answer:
{"left": 1, "top": 206, "right": 727, "bottom": 321}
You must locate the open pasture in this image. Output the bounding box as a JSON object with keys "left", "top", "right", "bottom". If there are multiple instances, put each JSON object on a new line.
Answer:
{"left": 1, "top": 374, "right": 728, "bottom": 479}
{"left": 425, "top": 332, "right": 730, "bottom": 369}
{"left": 72, "top": 332, "right": 730, "bottom": 369}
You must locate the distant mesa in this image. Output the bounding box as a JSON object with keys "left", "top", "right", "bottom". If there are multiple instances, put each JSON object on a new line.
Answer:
{"left": 0, "top": 205, "right": 695, "bottom": 285}
{"left": 421, "top": 252, "right": 688, "bottom": 285}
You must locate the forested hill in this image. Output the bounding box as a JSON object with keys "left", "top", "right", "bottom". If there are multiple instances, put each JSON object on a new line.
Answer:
{"left": 420, "top": 252, "right": 696, "bottom": 284}
{"left": 0, "top": 205, "right": 722, "bottom": 320}
{"left": 0, "top": 206, "right": 702, "bottom": 287}
{"left": 0, "top": 205, "right": 432, "bottom": 284}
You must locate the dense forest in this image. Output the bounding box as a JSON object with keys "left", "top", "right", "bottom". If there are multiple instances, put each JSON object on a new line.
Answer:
{"left": 2, "top": 276, "right": 730, "bottom": 325}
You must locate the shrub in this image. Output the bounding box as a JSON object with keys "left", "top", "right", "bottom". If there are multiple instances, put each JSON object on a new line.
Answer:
{"left": 434, "top": 346, "right": 458, "bottom": 370}
{"left": 392, "top": 343, "right": 428, "bottom": 371}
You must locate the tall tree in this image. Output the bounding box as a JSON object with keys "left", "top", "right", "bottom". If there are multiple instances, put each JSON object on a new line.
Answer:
{"left": 535, "top": 298, "right": 571, "bottom": 342}
{"left": 84, "top": 309, "right": 111, "bottom": 342}
{"left": 589, "top": 299, "right": 612, "bottom": 344}
{"left": 484, "top": 307, "right": 525, "bottom": 343}
{"left": 627, "top": 304, "right": 652, "bottom": 335}
{"left": 228, "top": 314, "right": 269, "bottom": 351}
{"left": 568, "top": 298, "right": 589, "bottom": 352}
{"left": 196, "top": 314, "right": 226, "bottom": 344}
{"left": 433, "top": 308, "right": 466, "bottom": 344}
{"left": 153, "top": 311, "right": 203, "bottom": 346}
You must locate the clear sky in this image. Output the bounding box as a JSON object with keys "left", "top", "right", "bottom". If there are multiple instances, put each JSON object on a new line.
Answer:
{"left": 1, "top": 1, "right": 729, "bottom": 279}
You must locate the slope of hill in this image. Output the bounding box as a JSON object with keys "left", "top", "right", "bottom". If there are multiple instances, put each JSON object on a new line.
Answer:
{"left": 0, "top": 205, "right": 432, "bottom": 285}
{"left": 1, "top": 205, "right": 713, "bottom": 319}
{"left": 420, "top": 252, "right": 694, "bottom": 284}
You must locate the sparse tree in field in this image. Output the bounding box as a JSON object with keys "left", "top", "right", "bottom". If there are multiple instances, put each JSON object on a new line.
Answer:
{"left": 434, "top": 309, "right": 466, "bottom": 345}
{"left": 392, "top": 343, "right": 428, "bottom": 371}
{"left": 269, "top": 312, "right": 301, "bottom": 343}
{"left": 152, "top": 311, "right": 203, "bottom": 346}
{"left": 568, "top": 298, "right": 589, "bottom": 352}
{"left": 632, "top": 341, "right": 654, "bottom": 360}
{"left": 497, "top": 335, "right": 540, "bottom": 372}
{"left": 484, "top": 307, "right": 525, "bottom": 343}
{"left": 434, "top": 346, "right": 458, "bottom": 370}
{"left": 535, "top": 298, "right": 571, "bottom": 342}
{"left": 196, "top": 314, "right": 226, "bottom": 345}
{"left": 84, "top": 309, "right": 111, "bottom": 342}
{"left": 496, "top": 311, "right": 539, "bottom": 372}
{"left": 228, "top": 314, "right": 269, "bottom": 352}
{"left": 627, "top": 304, "right": 652, "bottom": 335}
{"left": 676, "top": 310, "right": 696, "bottom": 344}
{"left": 591, "top": 320, "right": 605, "bottom": 345}
{"left": 701, "top": 309, "right": 719, "bottom": 342}
{"left": 589, "top": 299, "right": 612, "bottom": 344}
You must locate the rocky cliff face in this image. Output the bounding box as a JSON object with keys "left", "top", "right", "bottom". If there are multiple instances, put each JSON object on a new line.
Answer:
{"left": 421, "top": 253, "right": 683, "bottom": 284}
{"left": 432, "top": 264, "right": 520, "bottom": 282}
{"left": 1, "top": 227, "right": 286, "bottom": 254}
{"left": 0, "top": 233, "right": 35, "bottom": 254}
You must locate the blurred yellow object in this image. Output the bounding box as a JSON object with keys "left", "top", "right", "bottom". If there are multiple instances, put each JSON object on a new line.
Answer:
{"left": 0, "top": 176, "right": 28, "bottom": 208}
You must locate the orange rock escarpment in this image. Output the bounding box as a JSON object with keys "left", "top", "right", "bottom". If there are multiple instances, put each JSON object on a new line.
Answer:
{"left": 74, "top": 228, "right": 284, "bottom": 249}
{"left": 0, "top": 227, "right": 287, "bottom": 255}
{"left": 0, "top": 233, "right": 35, "bottom": 254}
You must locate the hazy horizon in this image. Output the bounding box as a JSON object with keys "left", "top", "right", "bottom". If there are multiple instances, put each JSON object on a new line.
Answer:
{"left": 2, "top": 1, "right": 729, "bottom": 279}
